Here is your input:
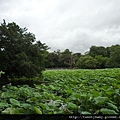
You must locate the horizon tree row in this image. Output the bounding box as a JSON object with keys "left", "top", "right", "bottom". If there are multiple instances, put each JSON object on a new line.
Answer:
{"left": 45, "top": 44, "right": 120, "bottom": 69}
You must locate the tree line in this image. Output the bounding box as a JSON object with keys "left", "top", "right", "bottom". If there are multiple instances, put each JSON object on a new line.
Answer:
{"left": 45, "top": 44, "right": 120, "bottom": 69}
{"left": 0, "top": 20, "right": 120, "bottom": 80}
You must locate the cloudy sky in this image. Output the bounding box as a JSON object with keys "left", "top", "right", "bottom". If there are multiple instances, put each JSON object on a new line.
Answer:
{"left": 0, "top": 0, "right": 120, "bottom": 53}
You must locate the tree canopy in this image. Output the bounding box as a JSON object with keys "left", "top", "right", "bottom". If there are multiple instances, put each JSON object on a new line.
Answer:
{"left": 0, "top": 20, "right": 49, "bottom": 78}
{"left": 45, "top": 45, "right": 120, "bottom": 69}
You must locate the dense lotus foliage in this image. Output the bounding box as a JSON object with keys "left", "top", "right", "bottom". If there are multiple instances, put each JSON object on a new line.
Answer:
{"left": 0, "top": 68, "right": 120, "bottom": 114}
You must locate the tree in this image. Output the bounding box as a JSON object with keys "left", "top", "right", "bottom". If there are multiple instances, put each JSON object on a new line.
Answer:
{"left": 72, "top": 53, "right": 81, "bottom": 68}
{"left": 45, "top": 52, "right": 59, "bottom": 68}
{"left": 0, "top": 20, "right": 49, "bottom": 78}
{"left": 95, "top": 55, "right": 108, "bottom": 69}
{"left": 105, "top": 46, "right": 120, "bottom": 68}
{"left": 76, "top": 55, "right": 98, "bottom": 69}
{"left": 59, "top": 49, "right": 72, "bottom": 68}
{"left": 89, "top": 46, "right": 107, "bottom": 57}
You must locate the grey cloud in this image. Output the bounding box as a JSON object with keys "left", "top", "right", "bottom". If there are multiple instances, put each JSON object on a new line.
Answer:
{"left": 0, "top": 0, "right": 120, "bottom": 54}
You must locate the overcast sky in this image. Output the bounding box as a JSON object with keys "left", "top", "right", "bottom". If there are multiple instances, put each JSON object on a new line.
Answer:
{"left": 0, "top": 0, "right": 120, "bottom": 53}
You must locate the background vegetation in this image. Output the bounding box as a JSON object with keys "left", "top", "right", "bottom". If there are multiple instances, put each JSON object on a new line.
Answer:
{"left": 45, "top": 45, "right": 120, "bottom": 69}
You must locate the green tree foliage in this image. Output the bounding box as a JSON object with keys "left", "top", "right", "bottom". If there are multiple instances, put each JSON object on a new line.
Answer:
{"left": 76, "top": 55, "right": 98, "bottom": 69}
{"left": 45, "top": 49, "right": 72, "bottom": 68}
{"left": 89, "top": 46, "right": 108, "bottom": 57}
{"left": 0, "top": 20, "right": 49, "bottom": 78}
{"left": 45, "top": 44, "right": 120, "bottom": 69}
{"left": 59, "top": 49, "right": 72, "bottom": 68}
{"left": 106, "top": 45, "right": 120, "bottom": 68}
{"left": 86, "top": 45, "right": 120, "bottom": 69}
{"left": 95, "top": 55, "right": 108, "bottom": 69}
{"left": 45, "top": 52, "right": 59, "bottom": 68}
{"left": 72, "top": 53, "right": 81, "bottom": 68}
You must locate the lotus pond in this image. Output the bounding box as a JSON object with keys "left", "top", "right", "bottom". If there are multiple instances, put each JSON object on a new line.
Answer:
{"left": 0, "top": 68, "right": 120, "bottom": 114}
